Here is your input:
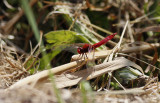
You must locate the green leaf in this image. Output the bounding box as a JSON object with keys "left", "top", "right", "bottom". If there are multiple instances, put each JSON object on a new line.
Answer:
{"left": 45, "top": 30, "right": 89, "bottom": 46}
{"left": 39, "top": 30, "right": 89, "bottom": 70}
{"left": 61, "top": 13, "right": 105, "bottom": 50}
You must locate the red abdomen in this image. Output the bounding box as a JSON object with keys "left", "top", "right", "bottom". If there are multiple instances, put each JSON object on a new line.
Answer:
{"left": 93, "top": 33, "right": 117, "bottom": 48}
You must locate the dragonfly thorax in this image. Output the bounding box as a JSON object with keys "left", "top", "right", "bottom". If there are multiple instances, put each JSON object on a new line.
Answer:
{"left": 77, "top": 44, "right": 93, "bottom": 54}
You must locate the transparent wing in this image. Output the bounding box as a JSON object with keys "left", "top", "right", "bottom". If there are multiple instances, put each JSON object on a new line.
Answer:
{"left": 48, "top": 43, "right": 86, "bottom": 54}
{"left": 86, "top": 45, "right": 96, "bottom": 71}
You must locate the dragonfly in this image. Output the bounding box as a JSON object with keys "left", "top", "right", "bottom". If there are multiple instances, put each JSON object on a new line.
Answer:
{"left": 76, "top": 33, "right": 117, "bottom": 59}
{"left": 69, "top": 33, "right": 117, "bottom": 72}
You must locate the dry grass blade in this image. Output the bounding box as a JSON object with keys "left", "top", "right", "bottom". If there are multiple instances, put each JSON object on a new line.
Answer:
{"left": 81, "top": 20, "right": 113, "bottom": 35}
{"left": 107, "top": 20, "right": 128, "bottom": 62}
{"left": 113, "top": 10, "right": 155, "bottom": 26}
{"left": 9, "top": 60, "right": 85, "bottom": 89}
{"left": 72, "top": 50, "right": 112, "bottom": 61}
{"left": 143, "top": 54, "right": 160, "bottom": 63}
{"left": 39, "top": 57, "right": 143, "bottom": 89}
{"left": 134, "top": 26, "right": 160, "bottom": 34}
{"left": 121, "top": 43, "right": 160, "bottom": 53}
{"left": 118, "top": 53, "right": 160, "bottom": 71}
{"left": 8, "top": 57, "right": 143, "bottom": 89}
{"left": 0, "top": 34, "right": 28, "bottom": 55}
{"left": 97, "top": 87, "right": 145, "bottom": 95}
{"left": 117, "top": 21, "right": 128, "bottom": 49}
{"left": 23, "top": 31, "right": 43, "bottom": 69}
{"left": 0, "top": 50, "right": 29, "bottom": 89}
{"left": 96, "top": 80, "right": 160, "bottom": 95}
{"left": 72, "top": 43, "right": 160, "bottom": 61}
{"left": 87, "top": 57, "right": 144, "bottom": 80}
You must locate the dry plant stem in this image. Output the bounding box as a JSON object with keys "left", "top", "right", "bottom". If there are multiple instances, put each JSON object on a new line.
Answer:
{"left": 107, "top": 20, "right": 128, "bottom": 62}
{"left": 72, "top": 43, "right": 160, "bottom": 61}
{"left": 23, "top": 31, "right": 43, "bottom": 67}
{"left": 8, "top": 57, "right": 142, "bottom": 89}
{"left": 81, "top": 20, "right": 112, "bottom": 35}
{"left": 130, "top": 10, "right": 154, "bottom": 24}
{"left": 143, "top": 77, "right": 158, "bottom": 89}
{"left": 121, "top": 43, "right": 160, "bottom": 53}
{"left": 3, "top": 0, "right": 15, "bottom": 9}
{"left": 68, "top": 4, "right": 82, "bottom": 31}
{"left": 2, "top": 0, "right": 38, "bottom": 33}
{"left": 118, "top": 53, "right": 160, "bottom": 71}
{"left": 113, "top": 10, "right": 155, "bottom": 26}
{"left": 134, "top": 26, "right": 160, "bottom": 34}
{"left": 82, "top": 24, "right": 116, "bottom": 46}
{"left": 86, "top": 57, "right": 144, "bottom": 80}
{"left": 127, "top": 21, "right": 134, "bottom": 42}
{"left": 125, "top": 12, "right": 134, "bottom": 42}
{"left": 1, "top": 37, "right": 28, "bottom": 55}
{"left": 80, "top": 19, "right": 130, "bottom": 44}
{"left": 143, "top": 54, "right": 160, "bottom": 63}
{"left": 79, "top": 19, "right": 117, "bottom": 46}
{"left": 97, "top": 87, "right": 145, "bottom": 95}
{"left": 72, "top": 42, "right": 160, "bottom": 86}
{"left": 98, "top": 83, "right": 160, "bottom": 96}
{"left": 4, "top": 58, "right": 16, "bottom": 68}
{"left": 129, "top": 0, "right": 143, "bottom": 14}
{"left": 143, "top": 82, "right": 160, "bottom": 94}
{"left": 68, "top": 13, "right": 78, "bottom": 31}
{"left": 117, "top": 0, "right": 121, "bottom": 35}
{"left": 98, "top": 82, "right": 160, "bottom": 95}
{"left": 104, "top": 20, "right": 128, "bottom": 89}
{"left": 55, "top": 57, "right": 143, "bottom": 88}
{"left": 9, "top": 60, "right": 85, "bottom": 89}
{"left": 117, "top": 20, "right": 128, "bottom": 49}
{"left": 72, "top": 50, "right": 112, "bottom": 61}
{"left": 112, "top": 76, "right": 126, "bottom": 90}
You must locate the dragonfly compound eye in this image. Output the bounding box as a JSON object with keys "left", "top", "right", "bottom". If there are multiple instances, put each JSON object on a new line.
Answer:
{"left": 77, "top": 47, "right": 83, "bottom": 54}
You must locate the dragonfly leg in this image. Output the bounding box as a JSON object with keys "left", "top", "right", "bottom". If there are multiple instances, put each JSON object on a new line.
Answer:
{"left": 77, "top": 54, "right": 82, "bottom": 60}
{"left": 77, "top": 53, "right": 85, "bottom": 60}
{"left": 84, "top": 53, "right": 88, "bottom": 59}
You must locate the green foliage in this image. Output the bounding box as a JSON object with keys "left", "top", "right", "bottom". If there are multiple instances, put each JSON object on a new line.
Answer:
{"left": 61, "top": 13, "right": 105, "bottom": 50}
{"left": 21, "top": 1, "right": 64, "bottom": 102}
{"left": 110, "top": 82, "right": 120, "bottom": 90}
{"left": 21, "top": 0, "right": 50, "bottom": 70}
{"left": 45, "top": 30, "right": 89, "bottom": 46}
{"left": 149, "top": 0, "right": 160, "bottom": 22}
{"left": 114, "top": 67, "right": 143, "bottom": 86}
{"left": 38, "top": 30, "right": 89, "bottom": 70}
{"left": 21, "top": 0, "right": 40, "bottom": 42}
{"left": 80, "top": 81, "right": 93, "bottom": 103}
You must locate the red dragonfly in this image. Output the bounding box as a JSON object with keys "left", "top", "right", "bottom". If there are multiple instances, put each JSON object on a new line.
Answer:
{"left": 77, "top": 33, "right": 117, "bottom": 58}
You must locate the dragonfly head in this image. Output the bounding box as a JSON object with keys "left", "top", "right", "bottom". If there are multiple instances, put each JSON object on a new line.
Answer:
{"left": 77, "top": 47, "right": 83, "bottom": 54}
